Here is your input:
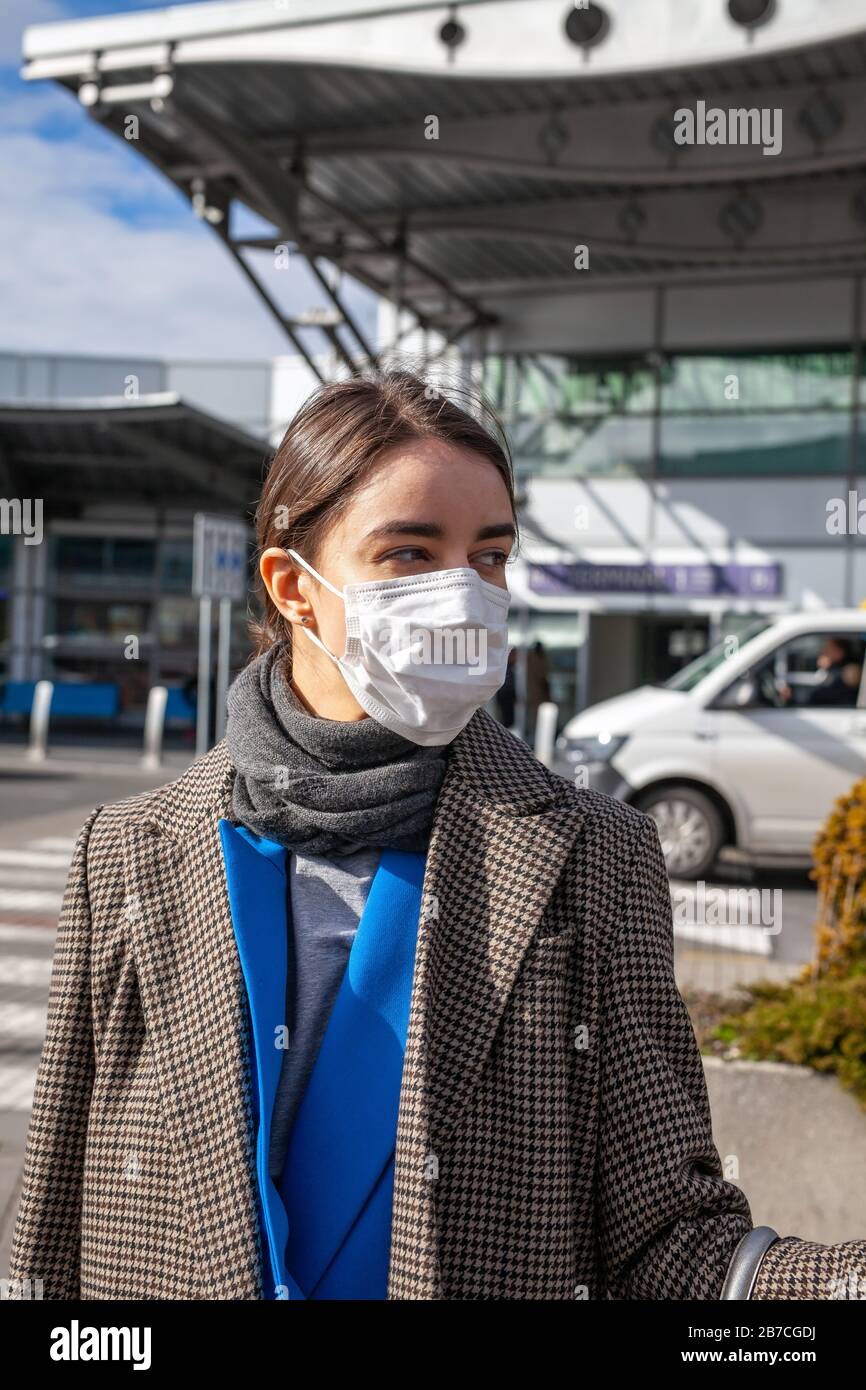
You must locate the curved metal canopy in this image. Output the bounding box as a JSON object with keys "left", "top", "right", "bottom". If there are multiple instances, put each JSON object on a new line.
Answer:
{"left": 21, "top": 0, "right": 866, "bottom": 369}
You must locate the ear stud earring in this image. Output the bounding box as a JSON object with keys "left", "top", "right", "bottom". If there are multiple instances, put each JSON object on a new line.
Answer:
{"left": 300, "top": 616, "right": 312, "bottom": 626}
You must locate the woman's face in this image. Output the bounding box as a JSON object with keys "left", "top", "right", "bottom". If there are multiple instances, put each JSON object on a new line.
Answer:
{"left": 260, "top": 437, "right": 516, "bottom": 719}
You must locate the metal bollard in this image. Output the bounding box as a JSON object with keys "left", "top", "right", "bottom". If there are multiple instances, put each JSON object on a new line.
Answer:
{"left": 26, "top": 681, "right": 54, "bottom": 762}
{"left": 534, "top": 700, "right": 559, "bottom": 768}
{"left": 142, "top": 685, "right": 168, "bottom": 770}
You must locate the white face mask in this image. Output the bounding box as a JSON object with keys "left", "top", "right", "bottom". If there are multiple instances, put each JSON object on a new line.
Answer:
{"left": 286, "top": 548, "right": 512, "bottom": 746}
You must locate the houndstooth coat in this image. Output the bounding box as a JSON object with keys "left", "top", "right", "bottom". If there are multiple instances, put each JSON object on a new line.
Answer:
{"left": 9, "top": 709, "right": 866, "bottom": 1299}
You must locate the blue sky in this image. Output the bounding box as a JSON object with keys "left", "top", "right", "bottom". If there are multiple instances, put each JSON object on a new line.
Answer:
{"left": 0, "top": 0, "right": 378, "bottom": 361}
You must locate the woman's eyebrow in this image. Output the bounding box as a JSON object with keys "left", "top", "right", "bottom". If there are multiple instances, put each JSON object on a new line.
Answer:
{"left": 475, "top": 523, "right": 517, "bottom": 542}
{"left": 363, "top": 521, "right": 517, "bottom": 543}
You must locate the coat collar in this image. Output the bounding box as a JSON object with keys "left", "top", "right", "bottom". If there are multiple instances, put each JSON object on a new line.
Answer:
{"left": 122, "top": 709, "right": 585, "bottom": 1299}
{"left": 138, "top": 706, "right": 568, "bottom": 840}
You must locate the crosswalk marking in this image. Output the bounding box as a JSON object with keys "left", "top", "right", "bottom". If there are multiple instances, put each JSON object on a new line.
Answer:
{"left": 671, "top": 919, "right": 772, "bottom": 956}
{"left": 0, "top": 1061, "right": 38, "bottom": 1112}
{"left": 0, "top": 849, "right": 74, "bottom": 870}
{"left": 0, "top": 1000, "right": 48, "bottom": 1046}
{"left": 0, "top": 924, "right": 57, "bottom": 944}
{"left": 0, "top": 838, "right": 72, "bottom": 1110}
{"left": 0, "top": 955, "right": 53, "bottom": 987}
{"left": 0, "top": 867, "right": 71, "bottom": 886}
{"left": 0, "top": 889, "right": 64, "bottom": 912}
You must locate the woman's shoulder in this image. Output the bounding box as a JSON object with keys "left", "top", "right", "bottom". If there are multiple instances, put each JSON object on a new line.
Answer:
{"left": 547, "top": 765, "right": 651, "bottom": 826}
{"left": 462, "top": 711, "right": 655, "bottom": 846}
{"left": 79, "top": 740, "right": 235, "bottom": 854}
{"left": 546, "top": 767, "right": 658, "bottom": 854}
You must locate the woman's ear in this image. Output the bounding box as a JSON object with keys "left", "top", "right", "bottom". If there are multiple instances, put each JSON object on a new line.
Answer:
{"left": 260, "top": 548, "right": 315, "bottom": 628}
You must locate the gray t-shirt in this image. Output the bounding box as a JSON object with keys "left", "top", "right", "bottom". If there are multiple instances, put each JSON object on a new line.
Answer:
{"left": 267, "top": 845, "right": 381, "bottom": 1182}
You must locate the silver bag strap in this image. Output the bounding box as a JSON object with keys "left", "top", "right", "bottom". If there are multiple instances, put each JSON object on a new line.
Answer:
{"left": 720, "top": 1226, "right": 781, "bottom": 1299}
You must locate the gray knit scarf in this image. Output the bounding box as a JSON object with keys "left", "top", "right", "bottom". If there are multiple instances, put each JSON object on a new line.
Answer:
{"left": 225, "top": 640, "right": 448, "bottom": 856}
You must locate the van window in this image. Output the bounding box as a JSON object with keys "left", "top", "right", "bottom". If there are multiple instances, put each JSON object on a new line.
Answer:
{"left": 663, "top": 617, "right": 774, "bottom": 693}
{"left": 740, "top": 632, "right": 866, "bottom": 710}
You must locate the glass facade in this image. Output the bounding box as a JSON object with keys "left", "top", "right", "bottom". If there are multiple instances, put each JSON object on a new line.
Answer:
{"left": 484, "top": 350, "right": 862, "bottom": 478}
{"left": 479, "top": 348, "right": 866, "bottom": 717}
{"left": 483, "top": 353, "right": 656, "bottom": 477}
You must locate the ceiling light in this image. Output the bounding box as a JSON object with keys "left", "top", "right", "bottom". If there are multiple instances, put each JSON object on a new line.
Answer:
{"left": 439, "top": 7, "right": 466, "bottom": 51}
{"left": 564, "top": 4, "right": 610, "bottom": 49}
{"left": 728, "top": 0, "right": 776, "bottom": 28}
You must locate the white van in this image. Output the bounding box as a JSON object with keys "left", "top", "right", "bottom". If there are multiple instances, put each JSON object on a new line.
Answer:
{"left": 555, "top": 610, "right": 866, "bottom": 878}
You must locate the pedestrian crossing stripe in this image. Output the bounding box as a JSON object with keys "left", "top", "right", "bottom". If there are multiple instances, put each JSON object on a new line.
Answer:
{"left": 0, "top": 1060, "right": 38, "bottom": 1111}
{"left": 0, "top": 890, "right": 64, "bottom": 911}
{"left": 0, "top": 849, "right": 74, "bottom": 869}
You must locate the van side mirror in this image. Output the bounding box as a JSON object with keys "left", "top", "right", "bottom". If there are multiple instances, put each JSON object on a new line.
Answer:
{"left": 712, "top": 675, "right": 758, "bottom": 710}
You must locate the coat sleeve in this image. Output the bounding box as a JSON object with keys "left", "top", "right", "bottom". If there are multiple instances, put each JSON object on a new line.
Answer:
{"left": 750, "top": 1235, "right": 866, "bottom": 1299}
{"left": 595, "top": 809, "right": 753, "bottom": 1299}
{"left": 7, "top": 806, "right": 102, "bottom": 1300}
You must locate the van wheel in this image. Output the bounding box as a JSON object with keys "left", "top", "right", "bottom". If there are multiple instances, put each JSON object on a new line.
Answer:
{"left": 634, "top": 786, "right": 724, "bottom": 879}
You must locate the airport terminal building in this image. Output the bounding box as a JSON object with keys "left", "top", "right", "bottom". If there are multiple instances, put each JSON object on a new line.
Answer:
{"left": 8, "top": 0, "right": 866, "bottom": 725}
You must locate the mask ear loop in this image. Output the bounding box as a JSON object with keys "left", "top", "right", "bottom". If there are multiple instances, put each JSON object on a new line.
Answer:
{"left": 285, "top": 548, "right": 345, "bottom": 599}
{"left": 284, "top": 548, "right": 343, "bottom": 664}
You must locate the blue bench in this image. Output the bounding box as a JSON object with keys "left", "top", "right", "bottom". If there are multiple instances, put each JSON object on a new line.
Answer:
{"left": 1, "top": 681, "right": 120, "bottom": 720}
{"left": 164, "top": 688, "right": 196, "bottom": 724}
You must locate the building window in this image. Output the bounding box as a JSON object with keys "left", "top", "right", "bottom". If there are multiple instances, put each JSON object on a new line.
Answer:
{"left": 484, "top": 353, "right": 655, "bottom": 478}
{"left": 659, "top": 352, "right": 853, "bottom": 412}
{"left": 658, "top": 411, "right": 852, "bottom": 476}
{"left": 53, "top": 535, "right": 156, "bottom": 590}
{"left": 485, "top": 349, "right": 861, "bottom": 479}
{"left": 49, "top": 598, "right": 152, "bottom": 643}
{"left": 160, "top": 538, "right": 193, "bottom": 592}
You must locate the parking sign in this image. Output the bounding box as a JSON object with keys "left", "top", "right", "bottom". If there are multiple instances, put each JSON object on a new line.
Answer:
{"left": 192, "top": 513, "right": 248, "bottom": 601}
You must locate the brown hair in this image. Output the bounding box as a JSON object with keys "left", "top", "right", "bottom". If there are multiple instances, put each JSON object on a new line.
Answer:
{"left": 249, "top": 368, "right": 517, "bottom": 657}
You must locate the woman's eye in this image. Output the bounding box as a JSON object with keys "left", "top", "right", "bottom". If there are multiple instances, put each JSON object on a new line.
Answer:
{"left": 380, "top": 546, "right": 509, "bottom": 568}
{"left": 383, "top": 547, "right": 429, "bottom": 563}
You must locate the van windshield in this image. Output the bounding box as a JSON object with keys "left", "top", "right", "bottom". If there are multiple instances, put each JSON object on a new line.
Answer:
{"left": 663, "top": 618, "right": 776, "bottom": 693}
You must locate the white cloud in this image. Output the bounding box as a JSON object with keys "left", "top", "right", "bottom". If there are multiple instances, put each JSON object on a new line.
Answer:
{"left": 0, "top": 81, "right": 380, "bottom": 362}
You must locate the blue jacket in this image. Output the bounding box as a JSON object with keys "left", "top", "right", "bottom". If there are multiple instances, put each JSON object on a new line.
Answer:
{"left": 219, "top": 819, "right": 425, "bottom": 1299}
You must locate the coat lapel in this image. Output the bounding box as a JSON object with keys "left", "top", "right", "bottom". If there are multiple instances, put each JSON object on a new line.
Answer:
{"left": 387, "top": 710, "right": 586, "bottom": 1299}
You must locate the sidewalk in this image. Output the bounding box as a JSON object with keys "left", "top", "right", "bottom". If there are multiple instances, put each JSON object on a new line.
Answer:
{"left": 0, "top": 740, "right": 192, "bottom": 779}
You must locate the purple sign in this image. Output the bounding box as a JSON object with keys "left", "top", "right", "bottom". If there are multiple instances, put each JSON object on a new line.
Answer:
{"left": 528, "top": 562, "right": 782, "bottom": 598}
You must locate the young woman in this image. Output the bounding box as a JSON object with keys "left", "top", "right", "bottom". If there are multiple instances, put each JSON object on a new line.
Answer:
{"left": 9, "top": 371, "right": 866, "bottom": 1300}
